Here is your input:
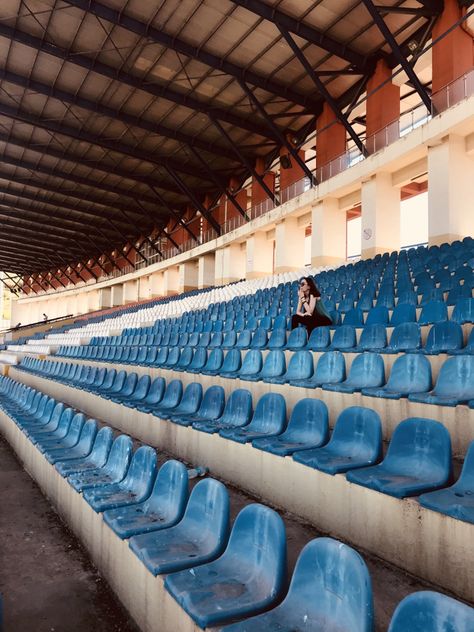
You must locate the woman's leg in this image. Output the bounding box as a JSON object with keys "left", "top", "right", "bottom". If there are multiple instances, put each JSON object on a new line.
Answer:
{"left": 291, "top": 314, "right": 306, "bottom": 330}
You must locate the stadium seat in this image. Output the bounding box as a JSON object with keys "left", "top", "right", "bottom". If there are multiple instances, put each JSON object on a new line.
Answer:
{"left": 219, "top": 393, "right": 286, "bottom": 444}
{"left": 449, "top": 327, "right": 474, "bottom": 355}
{"left": 237, "top": 350, "right": 264, "bottom": 380}
{"left": 323, "top": 352, "right": 385, "bottom": 393}
{"left": 383, "top": 322, "right": 421, "bottom": 353}
{"left": 171, "top": 385, "right": 225, "bottom": 427}
{"left": 252, "top": 398, "right": 329, "bottom": 456}
{"left": 366, "top": 305, "right": 389, "bottom": 326}
{"left": 129, "top": 478, "right": 230, "bottom": 575}
{"left": 328, "top": 325, "right": 357, "bottom": 351}
{"left": 164, "top": 382, "right": 203, "bottom": 422}
{"left": 347, "top": 418, "right": 452, "bottom": 498}
{"left": 245, "top": 349, "right": 286, "bottom": 382}
{"left": 284, "top": 327, "right": 308, "bottom": 351}
{"left": 193, "top": 388, "right": 253, "bottom": 434}
{"left": 200, "top": 348, "right": 224, "bottom": 376}
{"left": 83, "top": 445, "right": 157, "bottom": 512}
{"left": 103, "top": 460, "right": 188, "bottom": 538}
{"left": 418, "top": 300, "right": 448, "bottom": 325}
{"left": 387, "top": 591, "right": 474, "bottom": 632}
{"left": 135, "top": 377, "right": 166, "bottom": 413}
{"left": 451, "top": 297, "right": 474, "bottom": 324}
{"left": 219, "top": 349, "right": 243, "bottom": 377}
{"left": 291, "top": 350, "right": 346, "bottom": 389}
{"left": 355, "top": 323, "right": 387, "bottom": 352}
{"left": 267, "top": 328, "right": 286, "bottom": 350}
{"left": 149, "top": 380, "right": 184, "bottom": 417}
{"left": 223, "top": 537, "right": 374, "bottom": 632}
{"left": 55, "top": 426, "right": 114, "bottom": 477}
{"left": 266, "top": 350, "right": 313, "bottom": 384}
{"left": 408, "top": 356, "right": 474, "bottom": 406}
{"left": 186, "top": 348, "right": 208, "bottom": 373}
{"left": 305, "top": 326, "right": 330, "bottom": 351}
{"left": 164, "top": 504, "right": 286, "bottom": 628}
{"left": 249, "top": 327, "right": 268, "bottom": 349}
{"left": 362, "top": 353, "right": 432, "bottom": 399}
{"left": 68, "top": 434, "right": 133, "bottom": 493}
{"left": 122, "top": 375, "right": 151, "bottom": 408}
{"left": 421, "top": 321, "right": 464, "bottom": 354}
{"left": 418, "top": 441, "right": 474, "bottom": 524}
{"left": 343, "top": 307, "right": 364, "bottom": 326}
{"left": 45, "top": 419, "right": 98, "bottom": 465}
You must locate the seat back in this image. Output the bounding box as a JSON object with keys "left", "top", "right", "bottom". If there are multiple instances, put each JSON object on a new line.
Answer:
{"left": 267, "top": 328, "right": 286, "bottom": 349}
{"left": 343, "top": 308, "right": 364, "bottom": 326}
{"left": 176, "top": 382, "right": 203, "bottom": 414}
{"left": 131, "top": 375, "right": 151, "bottom": 400}
{"left": 358, "top": 323, "right": 387, "bottom": 351}
{"left": 143, "top": 377, "right": 166, "bottom": 406}
{"left": 197, "top": 385, "right": 225, "bottom": 420}
{"left": 283, "top": 399, "right": 328, "bottom": 444}
{"left": 285, "top": 538, "right": 374, "bottom": 632}
{"left": 286, "top": 327, "right": 308, "bottom": 350}
{"left": 285, "top": 350, "right": 313, "bottom": 380}
{"left": 160, "top": 379, "right": 183, "bottom": 408}
{"left": 424, "top": 321, "right": 463, "bottom": 354}
{"left": 344, "top": 353, "right": 385, "bottom": 389}
{"left": 209, "top": 332, "right": 223, "bottom": 348}
{"left": 120, "top": 373, "right": 139, "bottom": 397}
{"left": 222, "top": 331, "right": 237, "bottom": 348}
{"left": 314, "top": 351, "right": 346, "bottom": 383}
{"left": 329, "top": 407, "right": 382, "bottom": 461}
{"left": 306, "top": 326, "right": 330, "bottom": 350}
{"left": 451, "top": 297, "right": 474, "bottom": 324}
{"left": 203, "top": 348, "right": 224, "bottom": 372}
{"left": 236, "top": 330, "right": 252, "bottom": 349}
{"left": 386, "top": 354, "right": 432, "bottom": 394}
{"left": 418, "top": 300, "right": 448, "bottom": 325}
{"left": 179, "top": 478, "right": 230, "bottom": 550}
{"left": 248, "top": 393, "right": 286, "bottom": 434}
{"left": 87, "top": 426, "right": 114, "bottom": 467}
{"left": 388, "top": 591, "right": 474, "bottom": 632}
{"left": 239, "top": 350, "right": 263, "bottom": 376}
{"left": 60, "top": 412, "right": 85, "bottom": 446}
{"left": 221, "top": 349, "right": 242, "bottom": 374}
{"left": 219, "top": 389, "right": 253, "bottom": 427}
{"left": 366, "top": 305, "right": 389, "bottom": 326}
{"left": 165, "top": 346, "right": 180, "bottom": 367}
{"left": 121, "top": 445, "right": 157, "bottom": 495}
{"left": 331, "top": 325, "right": 356, "bottom": 350}
{"left": 260, "top": 350, "right": 286, "bottom": 379}
{"left": 388, "top": 322, "right": 421, "bottom": 351}
{"left": 72, "top": 419, "right": 98, "bottom": 453}
{"left": 390, "top": 303, "right": 416, "bottom": 326}
{"left": 250, "top": 327, "right": 267, "bottom": 349}
{"left": 433, "top": 356, "right": 474, "bottom": 400}
{"left": 145, "top": 460, "right": 189, "bottom": 520}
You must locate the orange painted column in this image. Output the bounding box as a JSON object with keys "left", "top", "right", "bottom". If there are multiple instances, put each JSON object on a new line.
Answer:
{"left": 279, "top": 133, "right": 306, "bottom": 196}
{"left": 226, "top": 177, "right": 249, "bottom": 223}
{"left": 366, "top": 59, "right": 400, "bottom": 153}
{"left": 316, "top": 102, "right": 346, "bottom": 180}
{"left": 432, "top": 0, "right": 474, "bottom": 97}
{"left": 251, "top": 157, "right": 275, "bottom": 209}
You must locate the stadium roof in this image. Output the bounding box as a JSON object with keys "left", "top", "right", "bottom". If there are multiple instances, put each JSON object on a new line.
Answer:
{"left": 0, "top": 0, "right": 441, "bottom": 277}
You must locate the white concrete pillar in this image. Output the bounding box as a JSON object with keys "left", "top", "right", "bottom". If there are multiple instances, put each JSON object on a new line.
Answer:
{"left": 361, "top": 172, "right": 400, "bottom": 259}
{"left": 246, "top": 231, "right": 273, "bottom": 279}
{"left": 198, "top": 254, "right": 215, "bottom": 289}
{"left": 274, "top": 217, "right": 305, "bottom": 273}
{"left": 179, "top": 261, "right": 199, "bottom": 293}
{"left": 87, "top": 291, "right": 100, "bottom": 313}
{"left": 123, "top": 279, "right": 139, "bottom": 304}
{"left": 111, "top": 284, "right": 123, "bottom": 307}
{"left": 138, "top": 276, "right": 151, "bottom": 301}
{"left": 311, "top": 198, "right": 347, "bottom": 268}
{"left": 149, "top": 272, "right": 164, "bottom": 297}
{"left": 428, "top": 134, "right": 474, "bottom": 245}
{"left": 163, "top": 267, "right": 179, "bottom": 296}
{"left": 214, "top": 249, "right": 225, "bottom": 286}
{"left": 99, "top": 287, "right": 112, "bottom": 310}
{"left": 221, "top": 243, "right": 246, "bottom": 285}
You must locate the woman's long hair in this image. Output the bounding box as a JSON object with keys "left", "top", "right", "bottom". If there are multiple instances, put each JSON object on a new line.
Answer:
{"left": 300, "top": 276, "right": 320, "bottom": 298}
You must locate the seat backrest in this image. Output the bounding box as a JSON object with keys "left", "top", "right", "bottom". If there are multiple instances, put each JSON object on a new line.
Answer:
{"left": 222, "top": 331, "right": 237, "bottom": 347}
{"left": 388, "top": 322, "right": 421, "bottom": 350}
{"left": 418, "top": 300, "right": 448, "bottom": 325}
{"left": 132, "top": 375, "right": 151, "bottom": 399}
{"left": 250, "top": 327, "right": 268, "bottom": 349}
{"left": 239, "top": 350, "right": 263, "bottom": 375}
{"left": 285, "top": 350, "right": 313, "bottom": 380}
{"left": 189, "top": 347, "right": 207, "bottom": 370}
{"left": 390, "top": 303, "right": 416, "bottom": 326}
{"left": 366, "top": 305, "right": 389, "bottom": 326}
{"left": 249, "top": 392, "right": 287, "bottom": 434}
{"left": 236, "top": 329, "right": 252, "bottom": 348}
{"left": 179, "top": 478, "right": 230, "bottom": 549}
{"left": 121, "top": 373, "right": 138, "bottom": 396}
{"left": 160, "top": 379, "right": 183, "bottom": 408}
{"left": 177, "top": 346, "right": 193, "bottom": 368}
{"left": 220, "top": 389, "right": 253, "bottom": 426}
{"left": 286, "top": 538, "right": 374, "bottom": 632}
{"left": 331, "top": 325, "right": 356, "bottom": 350}
{"left": 62, "top": 412, "right": 86, "bottom": 445}
{"left": 343, "top": 308, "right": 364, "bottom": 327}
{"left": 284, "top": 398, "right": 328, "bottom": 443}
{"left": 178, "top": 382, "right": 203, "bottom": 412}
{"left": 74, "top": 419, "right": 98, "bottom": 451}
{"left": 88, "top": 426, "right": 114, "bottom": 467}
{"left": 221, "top": 348, "right": 242, "bottom": 373}
{"left": 388, "top": 591, "right": 474, "bottom": 632}
{"left": 260, "top": 350, "right": 286, "bottom": 378}
{"left": 122, "top": 445, "right": 157, "bottom": 494}
{"left": 358, "top": 323, "right": 387, "bottom": 351}
{"left": 198, "top": 385, "right": 225, "bottom": 418}
{"left": 314, "top": 351, "right": 346, "bottom": 383}
{"left": 166, "top": 346, "right": 180, "bottom": 366}
{"left": 386, "top": 354, "right": 432, "bottom": 393}
{"left": 345, "top": 353, "right": 385, "bottom": 388}
{"left": 144, "top": 377, "right": 166, "bottom": 405}
{"left": 204, "top": 348, "right": 224, "bottom": 371}
{"left": 307, "top": 326, "right": 330, "bottom": 350}
{"left": 424, "top": 321, "right": 463, "bottom": 353}
{"left": 433, "top": 355, "right": 474, "bottom": 399}
{"left": 267, "top": 328, "right": 286, "bottom": 349}
{"left": 286, "top": 327, "right": 308, "bottom": 349}
{"left": 451, "top": 297, "right": 474, "bottom": 324}
{"left": 329, "top": 407, "right": 382, "bottom": 460}
{"left": 145, "top": 459, "right": 188, "bottom": 519}
{"left": 384, "top": 418, "right": 452, "bottom": 480}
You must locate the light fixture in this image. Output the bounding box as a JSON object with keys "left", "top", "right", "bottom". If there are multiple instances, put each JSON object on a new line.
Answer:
{"left": 407, "top": 40, "right": 418, "bottom": 53}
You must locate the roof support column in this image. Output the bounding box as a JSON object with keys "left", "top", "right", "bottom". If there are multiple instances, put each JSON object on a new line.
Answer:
{"left": 274, "top": 217, "right": 306, "bottom": 273}
{"left": 163, "top": 266, "right": 179, "bottom": 296}
{"left": 198, "top": 254, "right": 215, "bottom": 290}
{"left": 311, "top": 198, "right": 347, "bottom": 268}
{"left": 361, "top": 173, "right": 400, "bottom": 259}
{"left": 215, "top": 243, "right": 245, "bottom": 285}
{"left": 366, "top": 59, "right": 400, "bottom": 154}
{"left": 316, "top": 103, "right": 347, "bottom": 181}
{"left": 246, "top": 231, "right": 274, "bottom": 279}
{"left": 428, "top": 134, "right": 474, "bottom": 245}
{"left": 280, "top": 134, "right": 309, "bottom": 203}
{"left": 178, "top": 260, "right": 199, "bottom": 293}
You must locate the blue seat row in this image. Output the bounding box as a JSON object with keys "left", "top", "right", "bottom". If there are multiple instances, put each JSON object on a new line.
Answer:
{"left": 0, "top": 375, "right": 472, "bottom": 631}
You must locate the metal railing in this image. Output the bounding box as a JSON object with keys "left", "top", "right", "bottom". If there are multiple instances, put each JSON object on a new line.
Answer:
{"left": 432, "top": 68, "right": 474, "bottom": 114}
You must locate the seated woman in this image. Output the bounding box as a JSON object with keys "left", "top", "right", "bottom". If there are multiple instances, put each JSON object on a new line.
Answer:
{"left": 291, "top": 277, "right": 332, "bottom": 334}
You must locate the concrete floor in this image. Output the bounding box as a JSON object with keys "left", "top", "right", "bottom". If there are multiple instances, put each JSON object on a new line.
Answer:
{"left": 0, "top": 437, "right": 137, "bottom": 632}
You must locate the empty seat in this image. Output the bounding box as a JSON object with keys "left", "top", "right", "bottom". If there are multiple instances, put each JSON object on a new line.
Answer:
{"left": 450, "top": 327, "right": 474, "bottom": 355}
{"left": 343, "top": 308, "right": 364, "bottom": 327}
{"left": 266, "top": 350, "right": 313, "bottom": 385}
{"left": 328, "top": 325, "right": 356, "bottom": 351}
{"left": 252, "top": 399, "right": 328, "bottom": 456}
{"left": 237, "top": 350, "right": 264, "bottom": 380}
{"left": 129, "top": 478, "right": 230, "bottom": 575}
{"left": 388, "top": 591, "right": 474, "bottom": 632}
{"left": 347, "top": 418, "right": 452, "bottom": 498}
{"left": 366, "top": 305, "right": 389, "bottom": 326}
{"left": 200, "top": 348, "right": 224, "bottom": 376}
{"left": 55, "top": 426, "right": 114, "bottom": 478}
{"left": 383, "top": 322, "right": 421, "bottom": 354}
{"left": 245, "top": 349, "right": 286, "bottom": 383}
{"left": 294, "top": 406, "right": 382, "bottom": 475}
{"left": 171, "top": 385, "right": 225, "bottom": 427}
{"left": 284, "top": 327, "right": 308, "bottom": 351}
{"left": 409, "top": 356, "right": 474, "bottom": 406}
{"left": 419, "top": 440, "right": 474, "bottom": 524}
{"left": 362, "top": 353, "right": 432, "bottom": 399}
{"left": 355, "top": 323, "right": 387, "bottom": 352}
{"left": 235, "top": 330, "right": 252, "bottom": 350}
{"left": 220, "top": 393, "right": 286, "bottom": 444}
{"left": 103, "top": 460, "right": 188, "bottom": 538}
{"left": 323, "top": 353, "right": 385, "bottom": 393}
{"left": 390, "top": 302, "right": 417, "bottom": 326}
{"left": 135, "top": 377, "right": 166, "bottom": 413}
{"left": 249, "top": 327, "right": 267, "bottom": 349}
{"left": 223, "top": 537, "right": 374, "bottom": 632}
{"left": 83, "top": 445, "right": 157, "bottom": 512}
{"left": 165, "top": 382, "right": 203, "bottom": 422}
{"left": 122, "top": 375, "right": 151, "bottom": 408}
{"left": 219, "top": 349, "right": 243, "bottom": 377}
{"left": 422, "top": 321, "right": 463, "bottom": 354}
{"left": 193, "top": 389, "right": 253, "bottom": 434}
{"left": 46, "top": 419, "right": 98, "bottom": 465}
{"left": 306, "top": 326, "right": 330, "bottom": 351}
{"left": 418, "top": 300, "right": 448, "bottom": 325}
{"left": 164, "top": 504, "right": 286, "bottom": 628}
{"left": 148, "top": 379, "right": 183, "bottom": 417}
{"left": 267, "top": 328, "right": 286, "bottom": 350}
{"left": 291, "top": 351, "right": 346, "bottom": 389}
{"left": 451, "top": 297, "right": 474, "bottom": 324}
{"left": 186, "top": 348, "right": 208, "bottom": 373}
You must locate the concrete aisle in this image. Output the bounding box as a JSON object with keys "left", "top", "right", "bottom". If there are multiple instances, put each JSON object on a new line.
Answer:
{"left": 0, "top": 437, "right": 137, "bottom": 632}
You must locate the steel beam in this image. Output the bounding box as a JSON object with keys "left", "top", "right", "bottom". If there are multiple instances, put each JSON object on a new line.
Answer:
{"left": 0, "top": 23, "right": 279, "bottom": 141}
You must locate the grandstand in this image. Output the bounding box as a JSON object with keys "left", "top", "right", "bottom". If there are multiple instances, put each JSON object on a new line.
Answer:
{"left": 0, "top": 1, "right": 473, "bottom": 631}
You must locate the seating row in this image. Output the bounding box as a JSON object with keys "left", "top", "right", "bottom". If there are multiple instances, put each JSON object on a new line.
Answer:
{"left": 12, "top": 363, "right": 474, "bottom": 518}
{"left": 0, "top": 375, "right": 472, "bottom": 631}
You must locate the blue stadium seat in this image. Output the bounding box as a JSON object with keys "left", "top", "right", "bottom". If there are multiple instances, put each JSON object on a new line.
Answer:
{"left": 245, "top": 349, "right": 286, "bottom": 382}
{"left": 328, "top": 325, "right": 356, "bottom": 351}
{"left": 355, "top": 323, "right": 387, "bottom": 352}
{"left": 362, "top": 353, "right": 432, "bottom": 399}
{"left": 222, "top": 331, "right": 237, "bottom": 349}
{"left": 266, "top": 350, "right": 313, "bottom": 385}
{"left": 173, "top": 347, "right": 194, "bottom": 372}
{"left": 383, "top": 322, "right": 421, "bottom": 353}
{"left": 387, "top": 591, "right": 474, "bottom": 632}
{"left": 347, "top": 418, "right": 452, "bottom": 498}
{"left": 284, "top": 327, "right": 308, "bottom": 351}
{"left": 201, "top": 348, "right": 224, "bottom": 376}
{"left": 323, "top": 353, "right": 385, "bottom": 393}
{"left": 209, "top": 331, "right": 224, "bottom": 348}
{"left": 99, "top": 370, "right": 127, "bottom": 398}
{"left": 220, "top": 349, "right": 243, "bottom": 377}
{"left": 250, "top": 327, "right": 268, "bottom": 349}
{"left": 419, "top": 441, "right": 474, "bottom": 524}
{"left": 103, "top": 460, "right": 188, "bottom": 538}
{"left": 390, "top": 303, "right": 417, "bottom": 326}
{"left": 171, "top": 385, "right": 225, "bottom": 427}
{"left": 343, "top": 308, "right": 364, "bottom": 327}
{"left": 409, "top": 356, "right": 474, "bottom": 406}
{"left": 120, "top": 375, "right": 151, "bottom": 408}
{"left": 450, "top": 328, "right": 474, "bottom": 355}
{"left": 237, "top": 350, "right": 264, "bottom": 380}
{"left": 55, "top": 426, "right": 114, "bottom": 477}
{"left": 451, "top": 297, "right": 474, "bottom": 324}
{"left": 45, "top": 419, "right": 98, "bottom": 465}
{"left": 193, "top": 389, "right": 253, "bottom": 434}
{"left": 164, "top": 382, "right": 203, "bottom": 422}
{"left": 366, "top": 305, "right": 389, "bottom": 326}
{"left": 164, "top": 504, "right": 286, "bottom": 628}
{"left": 220, "top": 393, "right": 286, "bottom": 444}
{"left": 294, "top": 406, "right": 382, "bottom": 474}
{"left": 130, "top": 478, "right": 230, "bottom": 575}
{"left": 162, "top": 346, "right": 180, "bottom": 369}
{"left": 252, "top": 399, "right": 328, "bottom": 456}
{"left": 418, "top": 300, "right": 448, "bottom": 325}
{"left": 83, "top": 445, "right": 157, "bottom": 512}
{"left": 291, "top": 350, "right": 346, "bottom": 389}
{"left": 267, "top": 328, "right": 286, "bottom": 350}
{"left": 150, "top": 379, "right": 183, "bottom": 417}
{"left": 29, "top": 407, "right": 74, "bottom": 444}
{"left": 235, "top": 330, "right": 252, "bottom": 350}
{"left": 68, "top": 434, "right": 133, "bottom": 492}
{"left": 223, "top": 537, "right": 374, "bottom": 632}
{"left": 306, "top": 326, "right": 330, "bottom": 351}
{"left": 421, "top": 321, "right": 463, "bottom": 354}
{"left": 186, "top": 348, "right": 208, "bottom": 373}
{"left": 135, "top": 377, "right": 166, "bottom": 413}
